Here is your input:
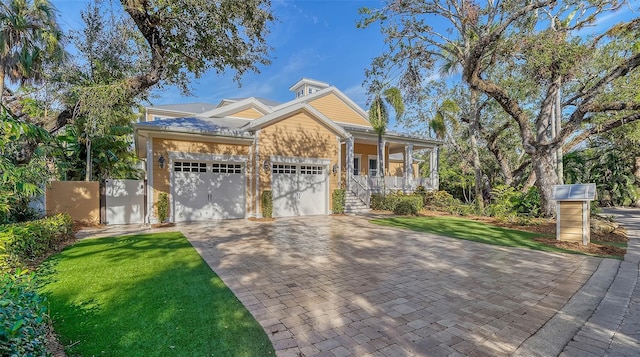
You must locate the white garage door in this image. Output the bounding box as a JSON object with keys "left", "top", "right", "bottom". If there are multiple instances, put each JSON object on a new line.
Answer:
{"left": 272, "top": 164, "right": 327, "bottom": 217}
{"left": 173, "top": 161, "right": 245, "bottom": 222}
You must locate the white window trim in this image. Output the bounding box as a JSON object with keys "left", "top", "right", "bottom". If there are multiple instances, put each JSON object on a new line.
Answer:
{"left": 354, "top": 154, "right": 362, "bottom": 176}
{"left": 368, "top": 155, "right": 378, "bottom": 177}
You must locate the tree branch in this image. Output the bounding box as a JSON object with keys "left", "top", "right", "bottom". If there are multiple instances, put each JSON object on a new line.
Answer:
{"left": 564, "top": 112, "right": 640, "bottom": 153}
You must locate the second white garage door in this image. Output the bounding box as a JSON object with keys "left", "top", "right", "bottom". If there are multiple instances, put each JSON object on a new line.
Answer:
{"left": 272, "top": 164, "right": 327, "bottom": 217}
{"left": 173, "top": 161, "right": 245, "bottom": 222}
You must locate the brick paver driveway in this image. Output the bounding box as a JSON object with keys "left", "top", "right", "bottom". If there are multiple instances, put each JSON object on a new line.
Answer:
{"left": 181, "top": 216, "right": 602, "bottom": 357}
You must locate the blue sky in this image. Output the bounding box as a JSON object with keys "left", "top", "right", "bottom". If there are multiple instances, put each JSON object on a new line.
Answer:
{"left": 51, "top": 0, "right": 638, "bottom": 127}
{"left": 52, "top": 0, "right": 386, "bottom": 110}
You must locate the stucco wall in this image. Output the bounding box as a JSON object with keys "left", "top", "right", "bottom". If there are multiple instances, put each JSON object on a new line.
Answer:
{"left": 46, "top": 181, "right": 100, "bottom": 224}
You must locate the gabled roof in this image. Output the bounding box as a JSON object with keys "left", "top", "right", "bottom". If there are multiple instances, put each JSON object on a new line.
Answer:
{"left": 242, "top": 103, "right": 350, "bottom": 138}
{"left": 273, "top": 86, "right": 370, "bottom": 122}
{"left": 147, "top": 102, "right": 218, "bottom": 115}
{"left": 288, "top": 78, "right": 331, "bottom": 92}
{"left": 200, "top": 97, "right": 273, "bottom": 118}
{"left": 342, "top": 124, "right": 442, "bottom": 147}
{"left": 217, "top": 97, "right": 280, "bottom": 108}
{"left": 135, "top": 117, "right": 252, "bottom": 138}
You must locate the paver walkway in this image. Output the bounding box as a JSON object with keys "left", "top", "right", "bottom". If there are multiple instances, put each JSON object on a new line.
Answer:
{"left": 559, "top": 208, "right": 640, "bottom": 357}
{"left": 180, "top": 215, "right": 603, "bottom": 356}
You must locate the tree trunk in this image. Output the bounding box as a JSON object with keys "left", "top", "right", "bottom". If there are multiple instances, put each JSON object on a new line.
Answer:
{"left": 532, "top": 150, "right": 558, "bottom": 217}
{"left": 635, "top": 157, "right": 640, "bottom": 207}
{"left": 0, "top": 66, "right": 5, "bottom": 104}
{"left": 469, "top": 89, "right": 485, "bottom": 210}
{"left": 522, "top": 171, "right": 537, "bottom": 192}
{"left": 85, "top": 137, "right": 92, "bottom": 181}
{"left": 555, "top": 86, "right": 564, "bottom": 184}
{"left": 378, "top": 134, "right": 384, "bottom": 178}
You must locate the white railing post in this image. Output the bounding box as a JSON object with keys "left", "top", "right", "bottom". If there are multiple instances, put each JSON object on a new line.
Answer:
{"left": 346, "top": 137, "right": 354, "bottom": 192}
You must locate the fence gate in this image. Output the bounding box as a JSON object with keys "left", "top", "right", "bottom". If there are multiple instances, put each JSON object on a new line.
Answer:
{"left": 105, "top": 179, "right": 145, "bottom": 225}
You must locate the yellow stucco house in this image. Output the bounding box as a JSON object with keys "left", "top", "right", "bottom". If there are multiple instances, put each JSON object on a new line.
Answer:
{"left": 134, "top": 78, "right": 441, "bottom": 222}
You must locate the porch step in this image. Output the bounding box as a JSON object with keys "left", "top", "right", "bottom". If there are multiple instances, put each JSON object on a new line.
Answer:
{"left": 344, "top": 192, "right": 370, "bottom": 214}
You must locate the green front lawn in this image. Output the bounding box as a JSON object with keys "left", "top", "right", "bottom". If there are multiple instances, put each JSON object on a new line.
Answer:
{"left": 371, "top": 216, "right": 616, "bottom": 257}
{"left": 38, "top": 232, "right": 274, "bottom": 357}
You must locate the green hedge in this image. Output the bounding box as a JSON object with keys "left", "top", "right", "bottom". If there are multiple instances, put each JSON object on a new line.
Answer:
{"left": 0, "top": 269, "right": 49, "bottom": 357}
{"left": 332, "top": 189, "right": 346, "bottom": 214}
{"left": 0, "top": 215, "right": 73, "bottom": 357}
{"left": 0, "top": 213, "right": 74, "bottom": 269}
{"left": 371, "top": 192, "right": 424, "bottom": 215}
{"left": 156, "top": 192, "right": 169, "bottom": 223}
{"left": 261, "top": 190, "right": 273, "bottom": 218}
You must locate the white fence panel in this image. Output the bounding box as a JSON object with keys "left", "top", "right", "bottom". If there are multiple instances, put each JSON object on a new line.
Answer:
{"left": 105, "top": 179, "right": 145, "bottom": 225}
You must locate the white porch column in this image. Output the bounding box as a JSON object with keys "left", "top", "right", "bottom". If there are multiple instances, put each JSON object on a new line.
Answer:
{"left": 405, "top": 144, "right": 414, "bottom": 189}
{"left": 430, "top": 147, "right": 439, "bottom": 189}
{"left": 146, "top": 137, "right": 154, "bottom": 224}
{"left": 404, "top": 144, "right": 414, "bottom": 178}
{"left": 379, "top": 139, "right": 386, "bottom": 177}
{"left": 346, "top": 137, "right": 354, "bottom": 191}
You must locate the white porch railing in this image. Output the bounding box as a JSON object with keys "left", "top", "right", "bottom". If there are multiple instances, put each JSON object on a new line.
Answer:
{"left": 348, "top": 175, "right": 434, "bottom": 208}
{"left": 364, "top": 176, "right": 434, "bottom": 193}
{"left": 349, "top": 175, "right": 370, "bottom": 207}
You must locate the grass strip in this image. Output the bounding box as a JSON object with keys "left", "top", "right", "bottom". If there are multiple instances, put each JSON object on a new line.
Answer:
{"left": 38, "top": 232, "right": 274, "bottom": 357}
{"left": 371, "top": 216, "right": 607, "bottom": 256}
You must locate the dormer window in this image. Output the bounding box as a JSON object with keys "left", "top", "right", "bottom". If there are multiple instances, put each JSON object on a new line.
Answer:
{"left": 289, "top": 78, "right": 330, "bottom": 99}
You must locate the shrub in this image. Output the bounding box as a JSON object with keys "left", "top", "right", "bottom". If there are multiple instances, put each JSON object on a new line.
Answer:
{"left": 332, "top": 189, "right": 346, "bottom": 214}
{"left": 487, "top": 185, "right": 543, "bottom": 220}
{"left": 261, "top": 190, "right": 273, "bottom": 218}
{"left": 371, "top": 192, "right": 424, "bottom": 214}
{"left": 0, "top": 269, "right": 49, "bottom": 357}
{"left": 156, "top": 192, "right": 169, "bottom": 223}
{"left": 371, "top": 194, "right": 385, "bottom": 211}
{"left": 486, "top": 185, "right": 518, "bottom": 220}
{"left": 0, "top": 213, "right": 74, "bottom": 268}
{"left": 393, "top": 200, "right": 419, "bottom": 215}
{"left": 414, "top": 185, "right": 427, "bottom": 195}
{"left": 420, "top": 190, "right": 460, "bottom": 208}
{"left": 513, "top": 187, "right": 541, "bottom": 217}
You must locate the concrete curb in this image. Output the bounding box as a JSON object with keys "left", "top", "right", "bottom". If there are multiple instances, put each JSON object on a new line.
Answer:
{"left": 512, "top": 258, "right": 620, "bottom": 357}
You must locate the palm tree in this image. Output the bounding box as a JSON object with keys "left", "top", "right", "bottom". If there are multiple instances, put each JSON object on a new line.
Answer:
{"left": 368, "top": 86, "right": 404, "bottom": 188}
{"left": 0, "top": 0, "right": 64, "bottom": 101}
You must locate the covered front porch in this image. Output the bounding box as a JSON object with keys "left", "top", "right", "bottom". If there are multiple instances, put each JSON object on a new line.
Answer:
{"left": 339, "top": 128, "right": 441, "bottom": 207}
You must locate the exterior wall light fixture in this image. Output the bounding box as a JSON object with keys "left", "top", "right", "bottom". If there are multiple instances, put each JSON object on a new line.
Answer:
{"left": 158, "top": 154, "right": 165, "bottom": 169}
